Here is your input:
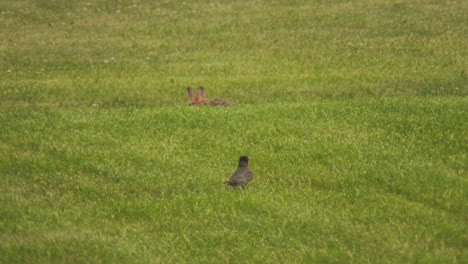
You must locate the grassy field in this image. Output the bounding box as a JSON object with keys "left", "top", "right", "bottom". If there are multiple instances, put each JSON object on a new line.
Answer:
{"left": 1, "top": 0, "right": 467, "bottom": 263}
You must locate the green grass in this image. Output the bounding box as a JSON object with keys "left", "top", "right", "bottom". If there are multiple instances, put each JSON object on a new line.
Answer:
{"left": 1, "top": 0, "right": 467, "bottom": 263}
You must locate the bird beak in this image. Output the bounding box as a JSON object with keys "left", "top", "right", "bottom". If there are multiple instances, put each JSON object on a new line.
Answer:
{"left": 248, "top": 157, "right": 252, "bottom": 160}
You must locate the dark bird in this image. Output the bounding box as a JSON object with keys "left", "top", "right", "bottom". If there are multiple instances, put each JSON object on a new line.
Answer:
{"left": 224, "top": 156, "right": 253, "bottom": 187}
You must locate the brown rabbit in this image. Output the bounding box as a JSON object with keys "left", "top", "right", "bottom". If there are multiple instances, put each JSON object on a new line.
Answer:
{"left": 186, "top": 87, "right": 237, "bottom": 106}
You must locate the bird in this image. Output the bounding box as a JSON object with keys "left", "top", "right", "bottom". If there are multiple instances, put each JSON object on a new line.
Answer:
{"left": 224, "top": 156, "right": 254, "bottom": 188}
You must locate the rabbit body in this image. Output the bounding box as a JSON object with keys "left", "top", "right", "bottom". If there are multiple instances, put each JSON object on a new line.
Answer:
{"left": 187, "top": 87, "right": 237, "bottom": 107}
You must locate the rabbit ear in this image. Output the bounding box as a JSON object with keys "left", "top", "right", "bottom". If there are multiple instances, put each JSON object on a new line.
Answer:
{"left": 197, "top": 86, "right": 205, "bottom": 98}
{"left": 187, "top": 87, "right": 196, "bottom": 102}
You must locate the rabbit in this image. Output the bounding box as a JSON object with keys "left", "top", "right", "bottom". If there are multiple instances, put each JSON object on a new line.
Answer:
{"left": 186, "top": 86, "right": 237, "bottom": 107}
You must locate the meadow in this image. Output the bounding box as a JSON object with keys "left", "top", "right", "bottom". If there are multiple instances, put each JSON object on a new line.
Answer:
{"left": 0, "top": 0, "right": 466, "bottom": 263}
